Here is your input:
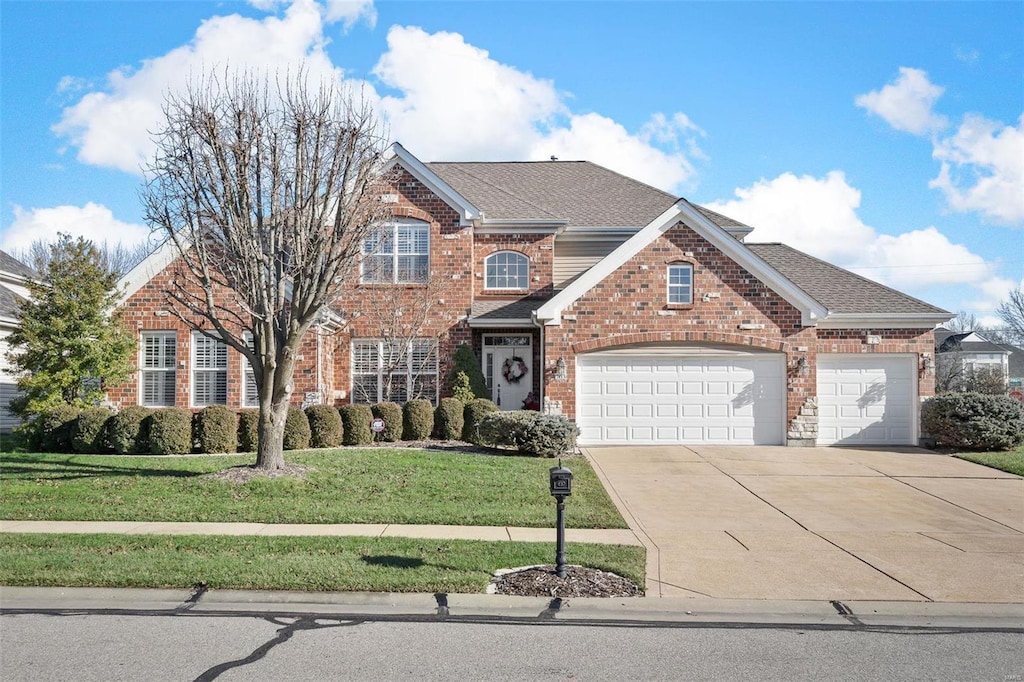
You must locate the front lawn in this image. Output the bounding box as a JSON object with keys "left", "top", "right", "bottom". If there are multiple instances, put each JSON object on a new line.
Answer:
{"left": 955, "top": 445, "right": 1024, "bottom": 477}
{"left": 0, "top": 449, "right": 627, "bottom": 528}
{"left": 0, "top": 533, "right": 645, "bottom": 593}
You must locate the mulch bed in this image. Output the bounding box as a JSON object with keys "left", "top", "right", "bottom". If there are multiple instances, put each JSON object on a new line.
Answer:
{"left": 204, "top": 463, "right": 312, "bottom": 484}
{"left": 490, "top": 565, "right": 641, "bottom": 598}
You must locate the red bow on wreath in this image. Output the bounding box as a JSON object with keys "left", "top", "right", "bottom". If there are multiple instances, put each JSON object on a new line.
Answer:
{"left": 502, "top": 357, "right": 528, "bottom": 384}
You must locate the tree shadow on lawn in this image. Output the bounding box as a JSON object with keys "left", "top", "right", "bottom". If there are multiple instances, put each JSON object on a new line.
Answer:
{"left": 0, "top": 456, "right": 206, "bottom": 481}
{"left": 359, "top": 554, "right": 469, "bottom": 573}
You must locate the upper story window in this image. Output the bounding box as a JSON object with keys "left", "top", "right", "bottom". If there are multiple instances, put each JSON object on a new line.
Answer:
{"left": 362, "top": 219, "right": 429, "bottom": 284}
{"left": 140, "top": 331, "right": 176, "bottom": 407}
{"left": 192, "top": 332, "right": 227, "bottom": 407}
{"left": 667, "top": 263, "right": 693, "bottom": 305}
{"left": 485, "top": 251, "right": 529, "bottom": 290}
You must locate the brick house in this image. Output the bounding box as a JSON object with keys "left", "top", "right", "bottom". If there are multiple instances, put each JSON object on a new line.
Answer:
{"left": 110, "top": 143, "right": 951, "bottom": 446}
{"left": 0, "top": 250, "right": 39, "bottom": 434}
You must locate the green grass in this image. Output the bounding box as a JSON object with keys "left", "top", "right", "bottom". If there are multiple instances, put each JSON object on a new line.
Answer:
{"left": 955, "top": 445, "right": 1024, "bottom": 477}
{"left": 0, "top": 449, "right": 627, "bottom": 528}
{"left": 0, "top": 533, "right": 645, "bottom": 594}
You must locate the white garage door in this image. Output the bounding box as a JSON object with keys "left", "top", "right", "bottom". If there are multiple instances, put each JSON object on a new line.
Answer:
{"left": 817, "top": 354, "right": 916, "bottom": 446}
{"left": 577, "top": 349, "right": 786, "bottom": 445}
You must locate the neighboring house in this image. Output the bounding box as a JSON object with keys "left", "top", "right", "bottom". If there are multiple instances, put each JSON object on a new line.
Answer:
{"left": 105, "top": 143, "right": 952, "bottom": 447}
{"left": 0, "top": 250, "right": 40, "bottom": 434}
{"left": 935, "top": 328, "right": 1023, "bottom": 394}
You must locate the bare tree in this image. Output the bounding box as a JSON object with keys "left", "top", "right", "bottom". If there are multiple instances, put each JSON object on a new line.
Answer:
{"left": 16, "top": 238, "right": 154, "bottom": 278}
{"left": 997, "top": 287, "right": 1024, "bottom": 344}
{"left": 142, "top": 69, "right": 391, "bottom": 470}
{"left": 347, "top": 277, "right": 461, "bottom": 405}
{"left": 943, "top": 310, "right": 980, "bottom": 334}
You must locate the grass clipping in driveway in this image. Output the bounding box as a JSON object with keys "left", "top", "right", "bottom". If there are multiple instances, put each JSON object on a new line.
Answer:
{"left": 0, "top": 534, "right": 645, "bottom": 595}
{"left": 0, "top": 449, "right": 627, "bottom": 529}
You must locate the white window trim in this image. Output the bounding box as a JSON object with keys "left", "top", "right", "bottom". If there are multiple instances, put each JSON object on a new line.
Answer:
{"left": 191, "top": 331, "right": 228, "bottom": 408}
{"left": 667, "top": 263, "right": 694, "bottom": 305}
{"left": 351, "top": 338, "right": 439, "bottom": 404}
{"left": 139, "top": 331, "right": 176, "bottom": 407}
{"left": 242, "top": 332, "right": 258, "bottom": 408}
{"left": 360, "top": 218, "right": 430, "bottom": 284}
{"left": 484, "top": 250, "right": 530, "bottom": 290}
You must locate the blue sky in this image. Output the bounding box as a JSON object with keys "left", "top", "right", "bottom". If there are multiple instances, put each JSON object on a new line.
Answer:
{"left": 2, "top": 0, "right": 1021, "bottom": 325}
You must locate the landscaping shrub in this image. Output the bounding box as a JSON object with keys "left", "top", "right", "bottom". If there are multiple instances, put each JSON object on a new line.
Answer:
{"left": 72, "top": 407, "right": 114, "bottom": 453}
{"left": 283, "top": 406, "right": 311, "bottom": 451}
{"left": 38, "top": 405, "right": 83, "bottom": 452}
{"left": 402, "top": 399, "right": 434, "bottom": 441}
{"left": 194, "top": 405, "right": 238, "bottom": 454}
{"left": 477, "top": 411, "right": 579, "bottom": 457}
{"left": 447, "top": 344, "right": 488, "bottom": 399}
{"left": 340, "top": 404, "right": 373, "bottom": 445}
{"left": 108, "top": 405, "right": 153, "bottom": 455}
{"left": 371, "top": 402, "right": 403, "bottom": 442}
{"left": 306, "top": 404, "right": 343, "bottom": 448}
{"left": 922, "top": 392, "right": 1024, "bottom": 451}
{"left": 433, "top": 397, "right": 464, "bottom": 441}
{"left": 449, "top": 371, "right": 476, "bottom": 404}
{"left": 238, "top": 409, "right": 260, "bottom": 452}
{"left": 148, "top": 408, "right": 193, "bottom": 455}
{"left": 462, "top": 398, "right": 498, "bottom": 444}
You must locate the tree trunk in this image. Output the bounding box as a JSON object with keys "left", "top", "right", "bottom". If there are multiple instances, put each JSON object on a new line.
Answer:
{"left": 255, "top": 399, "right": 289, "bottom": 470}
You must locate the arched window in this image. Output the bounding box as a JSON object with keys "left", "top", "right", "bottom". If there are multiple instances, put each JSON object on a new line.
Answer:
{"left": 485, "top": 251, "right": 529, "bottom": 290}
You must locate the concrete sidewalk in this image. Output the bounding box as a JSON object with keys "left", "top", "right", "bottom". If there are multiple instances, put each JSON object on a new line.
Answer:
{"left": 0, "top": 519, "right": 641, "bottom": 546}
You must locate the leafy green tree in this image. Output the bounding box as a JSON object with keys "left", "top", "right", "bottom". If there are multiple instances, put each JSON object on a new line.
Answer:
{"left": 6, "top": 235, "right": 135, "bottom": 416}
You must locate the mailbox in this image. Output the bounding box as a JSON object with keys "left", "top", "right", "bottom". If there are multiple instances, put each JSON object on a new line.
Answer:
{"left": 549, "top": 464, "right": 573, "bottom": 498}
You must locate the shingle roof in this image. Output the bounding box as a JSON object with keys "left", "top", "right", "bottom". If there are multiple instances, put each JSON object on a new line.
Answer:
{"left": 470, "top": 297, "right": 549, "bottom": 321}
{"left": 747, "top": 243, "right": 949, "bottom": 316}
{"left": 0, "top": 250, "right": 38, "bottom": 280}
{"left": 0, "top": 284, "right": 25, "bottom": 319}
{"left": 426, "top": 160, "right": 752, "bottom": 232}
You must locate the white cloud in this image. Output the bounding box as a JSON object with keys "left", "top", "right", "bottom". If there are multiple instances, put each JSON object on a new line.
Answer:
{"left": 930, "top": 113, "right": 1024, "bottom": 226}
{"left": 0, "top": 203, "right": 154, "bottom": 255}
{"left": 855, "top": 67, "right": 948, "bottom": 136}
{"left": 324, "top": 0, "right": 376, "bottom": 30}
{"left": 53, "top": 0, "right": 342, "bottom": 174}
{"left": 705, "top": 171, "right": 1006, "bottom": 302}
{"left": 372, "top": 26, "right": 702, "bottom": 191}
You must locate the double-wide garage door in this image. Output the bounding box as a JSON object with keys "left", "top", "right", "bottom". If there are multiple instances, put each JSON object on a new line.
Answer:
{"left": 577, "top": 350, "right": 786, "bottom": 445}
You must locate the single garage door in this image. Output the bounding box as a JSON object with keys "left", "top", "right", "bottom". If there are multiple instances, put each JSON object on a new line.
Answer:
{"left": 576, "top": 348, "right": 786, "bottom": 445}
{"left": 817, "top": 354, "right": 916, "bottom": 446}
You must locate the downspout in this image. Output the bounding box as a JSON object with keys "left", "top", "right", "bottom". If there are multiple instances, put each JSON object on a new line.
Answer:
{"left": 532, "top": 312, "right": 545, "bottom": 412}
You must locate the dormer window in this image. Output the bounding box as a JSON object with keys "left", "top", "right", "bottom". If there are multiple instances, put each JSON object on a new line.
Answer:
{"left": 667, "top": 263, "right": 693, "bottom": 304}
{"left": 362, "top": 219, "right": 429, "bottom": 284}
{"left": 485, "top": 251, "right": 529, "bottom": 290}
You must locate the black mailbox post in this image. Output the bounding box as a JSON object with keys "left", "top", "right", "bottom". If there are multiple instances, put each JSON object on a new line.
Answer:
{"left": 549, "top": 462, "right": 573, "bottom": 578}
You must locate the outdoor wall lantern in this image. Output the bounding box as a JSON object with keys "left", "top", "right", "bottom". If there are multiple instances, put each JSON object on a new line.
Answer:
{"left": 554, "top": 357, "right": 568, "bottom": 381}
{"left": 920, "top": 355, "right": 933, "bottom": 372}
{"left": 790, "top": 356, "right": 809, "bottom": 376}
{"left": 549, "top": 461, "right": 573, "bottom": 578}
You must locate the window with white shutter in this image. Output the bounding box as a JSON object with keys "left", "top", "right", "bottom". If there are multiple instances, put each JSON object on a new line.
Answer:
{"left": 140, "top": 331, "right": 176, "bottom": 407}
{"left": 351, "top": 339, "right": 438, "bottom": 404}
{"left": 192, "top": 332, "right": 227, "bottom": 406}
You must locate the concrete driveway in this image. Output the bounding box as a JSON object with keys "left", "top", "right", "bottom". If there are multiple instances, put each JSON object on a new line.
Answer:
{"left": 584, "top": 446, "right": 1024, "bottom": 603}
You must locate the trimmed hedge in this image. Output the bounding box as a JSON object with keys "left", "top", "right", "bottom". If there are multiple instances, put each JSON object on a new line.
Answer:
{"left": 238, "top": 409, "right": 260, "bottom": 452}
{"left": 434, "top": 397, "right": 464, "bottom": 441}
{"left": 449, "top": 371, "right": 476, "bottom": 404}
{"left": 462, "top": 398, "right": 499, "bottom": 444}
{"left": 922, "top": 392, "right": 1024, "bottom": 451}
{"left": 371, "top": 402, "right": 403, "bottom": 442}
{"left": 72, "top": 407, "right": 114, "bottom": 454}
{"left": 195, "top": 405, "right": 238, "bottom": 454}
{"left": 306, "top": 404, "right": 343, "bottom": 448}
{"left": 148, "top": 408, "right": 193, "bottom": 455}
{"left": 283, "top": 406, "right": 311, "bottom": 451}
{"left": 402, "top": 399, "right": 434, "bottom": 441}
{"left": 108, "top": 406, "right": 153, "bottom": 455}
{"left": 38, "top": 405, "right": 83, "bottom": 453}
{"left": 478, "top": 410, "right": 579, "bottom": 457}
{"left": 340, "top": 404, "right": 373, "bottom": 446}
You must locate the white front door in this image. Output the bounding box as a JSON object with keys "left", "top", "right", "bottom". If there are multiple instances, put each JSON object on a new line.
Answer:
{"left": 483, "top": 335, "right": 533, "bottom": 410}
